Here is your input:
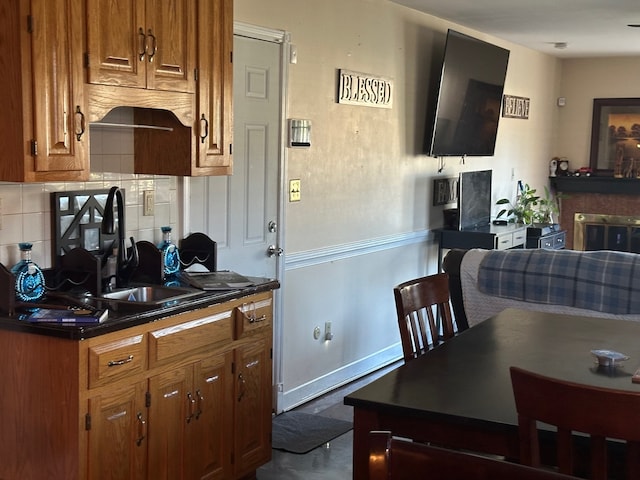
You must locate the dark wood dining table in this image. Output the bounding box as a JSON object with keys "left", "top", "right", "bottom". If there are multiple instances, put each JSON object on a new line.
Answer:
{"left": 344, "top": 308, "right": 640, "bottom": 480}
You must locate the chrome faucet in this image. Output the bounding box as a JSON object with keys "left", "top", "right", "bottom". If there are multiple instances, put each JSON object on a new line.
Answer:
{"left": 101, "top": 186, "right": 139, "bottom": 288}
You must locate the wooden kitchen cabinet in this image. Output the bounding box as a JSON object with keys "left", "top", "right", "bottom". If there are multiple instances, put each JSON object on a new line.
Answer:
{"left": 0, "top": 0, "right": 89, "bottom": 182}
{"left": 133, "top": 0, "right": 233, "bottom": 176}
{"left": 147, "top": 350, "right": 234, "bottom": 479}
{"left": 194, "top": 0, "right": 234, "bottom": 174}
{"left": 0, "top": 290, "right": 273, "bottom": 480}
{"left": 86, "top": 0, "right": 196, "bottom": 94}
{"left": 233, "top": 296, "right": 273, "bottom": 477}
{"left": 87, "top": 381, "right": 148, "bottom": 480}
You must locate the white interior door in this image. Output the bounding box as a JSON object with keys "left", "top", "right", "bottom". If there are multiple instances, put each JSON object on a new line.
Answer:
{"left": 189, "top": 34, "right": 282, "bottom": 278}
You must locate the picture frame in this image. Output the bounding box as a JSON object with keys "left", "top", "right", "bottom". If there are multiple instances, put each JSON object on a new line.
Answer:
{"left": 589, "top": 97, "right": 640, "bottom": 176}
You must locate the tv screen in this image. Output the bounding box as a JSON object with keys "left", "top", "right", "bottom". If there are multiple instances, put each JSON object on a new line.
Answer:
{"left": 458, "top": 170, "right": 492, "bottom": 230}
{"left": 426, "top": 30, "right": 510, "bottom": 157}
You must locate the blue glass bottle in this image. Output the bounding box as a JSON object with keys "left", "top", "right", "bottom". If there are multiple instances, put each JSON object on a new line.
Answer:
{"left": 11, "top": 243, "right": 45, "bottom": 302}
{"left": 158, "top": 226, "right": 181, "bottom": 278}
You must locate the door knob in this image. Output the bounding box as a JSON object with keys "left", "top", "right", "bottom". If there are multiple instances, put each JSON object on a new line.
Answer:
{"left": 267, "top": 245, "right": 283, "bottom": 257}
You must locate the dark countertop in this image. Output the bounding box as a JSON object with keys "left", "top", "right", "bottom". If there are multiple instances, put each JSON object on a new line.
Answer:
{"left": 0, "top": 275, "right": 279, "bottom": 341}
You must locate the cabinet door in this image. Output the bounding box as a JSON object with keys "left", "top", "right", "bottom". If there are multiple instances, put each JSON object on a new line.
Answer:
{"left": 148, "top": 366, "right": 191, "bottom": 480}
{"left": 31, "top": 0, "right": 88, "bottom": 177}
{"left": 87, "top": 382, "right": 148, "bottom": 480}
{"left": 86, "top": 0, "right": 147, "bottom": 88}
{"left": 234, "top": 338, "right": 272, "bottom": 478}
{"left": 188, "top": 351, "right": 234, "bottom": 480}
{"left": 145, "top": 0, "right": 196, "bottom": 93}
{"left": 195, "top": 0, "right": 233, "bottom": 174}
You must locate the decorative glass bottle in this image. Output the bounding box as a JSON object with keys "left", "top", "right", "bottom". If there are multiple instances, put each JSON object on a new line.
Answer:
{"left": 11, "top": 243, "right": 45, "bottom": 302}
{"left": 158, "top": 226, "right": 181, "bottom": 278}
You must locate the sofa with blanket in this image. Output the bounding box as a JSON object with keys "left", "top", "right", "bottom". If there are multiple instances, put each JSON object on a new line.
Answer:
{"left": 442, "top": 248, "right": 640, "bottom": 328}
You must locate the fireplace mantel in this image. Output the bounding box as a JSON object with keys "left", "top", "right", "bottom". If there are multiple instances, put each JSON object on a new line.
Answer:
{"left": 550, "top": 176, "right": 640, "bottom": 195}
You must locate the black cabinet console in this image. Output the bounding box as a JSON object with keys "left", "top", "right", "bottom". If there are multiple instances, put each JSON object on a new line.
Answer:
{"left": 435, "top": 224, "right": 527, "bottom": 271}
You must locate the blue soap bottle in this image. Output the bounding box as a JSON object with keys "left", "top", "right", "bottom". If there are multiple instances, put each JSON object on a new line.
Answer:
{"left": 11, "top": 242, "right": 46, "bottom": 302}
{"left": 158, "top": 226, "right": 181, "bottom": 277}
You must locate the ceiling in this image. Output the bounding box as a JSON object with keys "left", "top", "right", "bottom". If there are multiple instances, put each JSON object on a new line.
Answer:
{"left": 390, "top": 0, "right": 640, "bottom": 58}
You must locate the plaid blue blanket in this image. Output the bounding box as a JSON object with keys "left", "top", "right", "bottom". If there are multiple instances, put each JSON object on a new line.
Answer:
{"left": 477, "top": 249, "right": 640, "bottom": 314}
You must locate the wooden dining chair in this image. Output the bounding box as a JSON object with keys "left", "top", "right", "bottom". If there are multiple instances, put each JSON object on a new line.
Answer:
{"left": 393, "top": 273, "right": 455, "bottom": 362}
{"left": 369, "top": 431, "right": 578, "bottom": 480}
{"left": 510, "top": 366, "right": 640, "bottom": 480}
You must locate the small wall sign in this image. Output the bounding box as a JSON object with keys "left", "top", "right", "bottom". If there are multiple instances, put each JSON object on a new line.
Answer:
{"left": 337, "top": 69, "right": 393, "bottom": 109}
{"left": 502, "top": 95, "right": 530, "bottom": 119}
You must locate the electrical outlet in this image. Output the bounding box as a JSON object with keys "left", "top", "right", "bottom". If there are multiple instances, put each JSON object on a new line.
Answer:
{"left": 289, "top": 179, "right": 301, "bottom": 202}
{"left": 324, "top": 321, "right": 333, "bottom": 341}
{"left": 143, "top": 190, "right": 154, "bottom": 216}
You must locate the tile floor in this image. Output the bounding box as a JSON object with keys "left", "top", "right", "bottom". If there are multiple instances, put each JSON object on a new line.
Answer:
{"left": 257, "top": 362, "right": 400, "bottom": 480}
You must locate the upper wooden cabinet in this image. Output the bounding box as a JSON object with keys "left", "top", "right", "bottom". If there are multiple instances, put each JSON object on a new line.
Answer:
{"left": 195, "top": 0, "right": 234, "bottom": 174}
{"left": 132, "top": 0, "right": 233, "bottom": 176}
{"left": 86, "top": 0, "right": 196, "bottom": 94}
{"left": 0, "top": 0, "right": 89, "bottom": 182}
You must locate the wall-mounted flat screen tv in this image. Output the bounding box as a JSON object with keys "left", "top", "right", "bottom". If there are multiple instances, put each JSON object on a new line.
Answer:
{"left": 426, "top": 30, "right": 510, "bottom": 157}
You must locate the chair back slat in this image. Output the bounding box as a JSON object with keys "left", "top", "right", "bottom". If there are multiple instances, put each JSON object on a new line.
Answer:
{"left": 394, "top": 273, "right": 455, "bottom": 362}
{"left": 511, "top": 366, "right": 640, "bottom": 480}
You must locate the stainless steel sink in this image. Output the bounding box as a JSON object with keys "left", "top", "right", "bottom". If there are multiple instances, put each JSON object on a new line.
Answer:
{"left": 98, "top": 285, "right": 201, "bottom": 307}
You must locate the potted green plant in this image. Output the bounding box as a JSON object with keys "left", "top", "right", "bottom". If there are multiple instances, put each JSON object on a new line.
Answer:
{"left": 497, "top": 184, "right": 565, "bottom": 226}
{"left": 496, "top": 183, "right": 540, "bottom": 225}
{"left": 535, "top": 186, "right": 563, "bottom": 224}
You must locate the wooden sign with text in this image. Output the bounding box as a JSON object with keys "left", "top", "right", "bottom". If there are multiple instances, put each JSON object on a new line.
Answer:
{"left": 337, "top": 69, "right": 393, "bottom": 109}
{"left": 502, "top": 95, "right": 530, "bottom": 119}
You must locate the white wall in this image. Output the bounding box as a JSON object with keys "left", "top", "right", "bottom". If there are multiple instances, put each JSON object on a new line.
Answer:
{"left": 235, "top": 0, "right": 563, "bottom": 409}
{"left": 554, "top": 57, "right": 640, "bottom": 169}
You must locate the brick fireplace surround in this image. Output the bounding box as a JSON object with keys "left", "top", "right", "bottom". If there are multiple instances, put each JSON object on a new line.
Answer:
{"left": 551, "top": 176, "right": 640, "bottom": 250}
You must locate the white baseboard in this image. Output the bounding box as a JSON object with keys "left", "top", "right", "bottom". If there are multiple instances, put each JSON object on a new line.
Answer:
{"left": 280, "top": 343, "right": 403, "bottom": 412}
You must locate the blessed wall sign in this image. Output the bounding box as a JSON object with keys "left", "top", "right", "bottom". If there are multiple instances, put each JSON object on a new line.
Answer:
{"left": 502, "top": 94, "right": 530, "bottom": 119}
{"left": 337, "top": 69, "right": 393, "bottom": 109}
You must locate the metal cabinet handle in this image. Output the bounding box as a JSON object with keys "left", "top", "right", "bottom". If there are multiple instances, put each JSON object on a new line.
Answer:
{"left": 136, "top": 412, "right": 146, "bottom": 446}
{"left": 186, "top": 392, "right": 195, "bottom": 423}
{"left": 146, "top": 29, "right": 157, "bottom": 62}
{"left": 195, "top": 389, "right": 204, "bottom": 420}
{"left": 75, "top": 106, "right": 86, "bottom": 141}
{"left": 138, "top": 28, "right": 146, "bottom": 61}
{"left": 63, "top": 110, "right": 69, "bottom": 148}
{"left": 107, "top": 355, "right": 133, "bottom": 367}
{"left": 238, "top": 373, "right": 246, "bottom": 402}
{"left": 199, "top": 114, "right": 209, "bottom": 143}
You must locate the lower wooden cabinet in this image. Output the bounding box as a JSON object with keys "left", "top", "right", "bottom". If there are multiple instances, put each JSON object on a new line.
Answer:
{"left": 88, "top": 381, "right": 148, "bottom": 480}
{"left": 147, "top": 351, "right": 234, "bottom": 480}
{"left": 0, "top": 290, "right": 273, "bottom": 480}
{"left": 234, "top": 339, "right": 272, "bottom": 478}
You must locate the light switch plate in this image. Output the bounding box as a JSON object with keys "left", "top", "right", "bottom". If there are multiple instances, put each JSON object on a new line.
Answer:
{"left": 289, "top": 179, "right": 301, "bottom": 202}
{"left": 143, "top": 190, "right": 155, "bottom": 216}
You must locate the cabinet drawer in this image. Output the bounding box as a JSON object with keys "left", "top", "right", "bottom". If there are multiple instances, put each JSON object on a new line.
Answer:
{"left": 512, "top": 229, "right": 527, "bottom": 247}
{"left": 494, "top": 233, "right": 514, "bottom": 250}
{"left": 88, "top": 334, "right": 145, "bottom": 388}
{"left": 553, "top": 232, "right": 566, "bottom": 249}
{"left": 234, "top": 296, "right": 273, "bottom": 339}
{"left": 149, "top": 309, "right": 233, "bottom": 367}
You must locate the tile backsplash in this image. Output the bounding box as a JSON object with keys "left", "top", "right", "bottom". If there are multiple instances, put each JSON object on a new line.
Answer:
{"left": 0, "top": 108, "right": 180, "bottom": 269}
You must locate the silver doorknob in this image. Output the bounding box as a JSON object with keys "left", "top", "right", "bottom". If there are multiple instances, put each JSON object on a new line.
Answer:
{"left": 267, "top": 245, "right": 283, "bottom": 257}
